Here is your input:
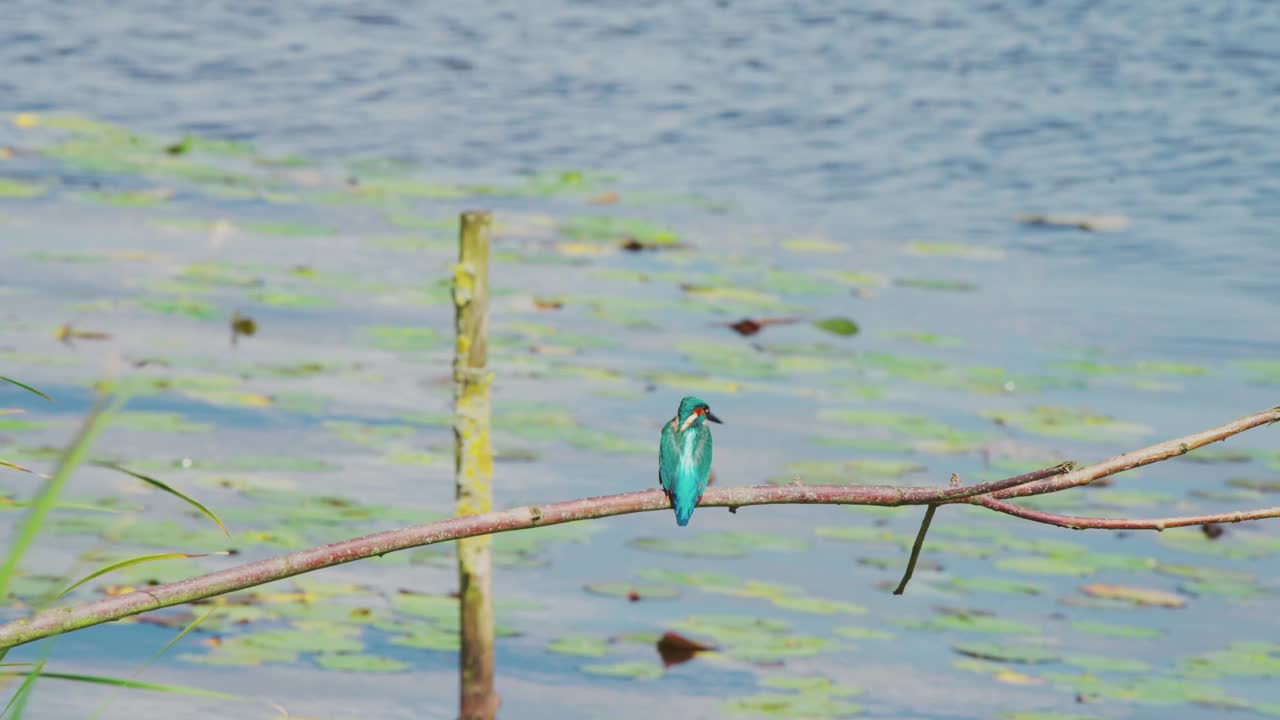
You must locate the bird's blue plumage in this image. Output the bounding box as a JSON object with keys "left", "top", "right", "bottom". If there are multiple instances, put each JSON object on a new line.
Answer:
{"left": 659, "top": 395, "right": 720, "bottom": 526}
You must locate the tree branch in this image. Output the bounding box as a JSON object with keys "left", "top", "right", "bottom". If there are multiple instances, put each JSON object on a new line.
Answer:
{"left": 893, "top": 505, "right": 937, "bottom": 595}
{"left": 976, "top": 496, "right": 1280, "bottom": 530}
{"left": 983, "top": 405, "right": 1280, "bottom": 501}
{"left": 0, "top": 405, "right": 1275, "bottom": 651}
{"left": 0, "top": 468, "right": 1072, "bottom": 650}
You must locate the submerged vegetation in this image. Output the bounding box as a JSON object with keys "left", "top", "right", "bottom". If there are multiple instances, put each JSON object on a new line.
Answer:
{"left": 1, "top": 114, "right": 1279, "bottom": 720}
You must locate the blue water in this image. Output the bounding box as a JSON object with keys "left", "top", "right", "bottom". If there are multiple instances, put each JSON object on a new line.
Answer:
{"left": 2, "top": 2, "right": 1280, "bottom": 719}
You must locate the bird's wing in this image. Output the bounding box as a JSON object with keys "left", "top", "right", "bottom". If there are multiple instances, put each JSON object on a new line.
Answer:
{"left": 659, "top": 417, "right": 680, "bottom": 493}
{"left": 691, "top": 427, "right": 714, "bottom": 497}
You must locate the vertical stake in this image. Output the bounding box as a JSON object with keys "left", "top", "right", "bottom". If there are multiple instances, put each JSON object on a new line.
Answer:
{"left": 454, "top": 210, "right": 497, "bottom": 720}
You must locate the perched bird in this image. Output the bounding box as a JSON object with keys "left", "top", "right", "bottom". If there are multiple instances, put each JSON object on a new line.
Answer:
{"left": 659, "top": 395, "right": 723, "bottom": 526}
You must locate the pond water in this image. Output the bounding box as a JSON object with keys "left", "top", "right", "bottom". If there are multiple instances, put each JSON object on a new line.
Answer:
{"left": 1, "top": 2, "right": 1279, "bottom": 719}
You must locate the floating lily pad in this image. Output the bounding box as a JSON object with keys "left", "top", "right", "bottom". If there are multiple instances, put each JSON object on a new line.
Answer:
{"left": 630, "top": 532, "right": 808, "bottom": 558}
{"left": 894, "top": 277, "right": 978, "bottom": 292}
{"left": 902, "top": 611, "right": 1038, "bottom": 635}
{"left": 782, "top": 238, "right": 844, "bottom": 253}
{"left": 952, "top": 642, "right": 1060, "bottom": 664}
{"left": 86, "top": 188, "right": 173, "bottom": 206}
{"left": 114, "top": 411, "right": 213, "bottom": 434}
{"left": 0, "top": 177, "right": 46, "bottom": 197}
{"left": 1070, "top": 620, "right": 1162, "bottom": 639}
{"left": 244, "top": 626, "right": 364, "bottom": 654}
{"left": 182, "top": 637, "right": 300, "bottom": 667}
{"left": 1236, "top": 360, "right": 1280, "bottom": 384}
{"left": 0, "top": 417, "right": 49, "bottom": 432}
{"left": 579, "top": 661, "right": 663, "bottom": 679}
{"left": 818, "top": 270, "right": 887, "bottom": 288}
{"left": 769, "top": 594, "right": 866, "bottom": 616}
{"left": 1056, "top": 359, "right": 1207, "bottom": 378}
{"left": 1179, "top": 642, "right": 1280, "bottom": 679}
{"left": 142, "top": 298, "right": 220, "bottom": 320}
{"left": 995, "top": 555, "right": 1097, "bottom": 577}
{"left": 831, "top": 626, "right": 893, "bottom": 641}
{"left": 723, "top": 693, "right": 862, "bottom": 718}
{"left": 888, "top": 331, "right": 964, "bottom": 347}
{"left": 366, "top": 326, "right": 440, "bottom": 352}
{"left": 252, "top": 291, "right": 334, "bottom": 308}
{"left": 636, "top": 568, "right": 741, "bottom": 590}
{"left": 547, "top": 635, "right": 612, "bottom": 657}
{"left": 242, "top": 221, "right": 336, "bottom": 237}
{"left": 1225, "top": 477, "right": 1280, "bottom": 492}
{"left": 818, "top": 409, "right": 977, "bottom": 443}
{"left": 389, "top": 628, "right": 460, "bottom": 651}
{"left": 979, "top": 406, "right": 1150, "bottom": 441}
{"left": 944, "top": 576, "right": 1044, "bottom": 596}
{"left": 1079, "top": 584, "right": 1185, "bottom": 608}
{"left": 998, "top": 707, "right": 1100, "bottom": 712}
{"left": 670, "top": 615, "right": 835, "bottom": 663}
{"left": 314, "top": 653, "right": 408, "bottom": 673}
{"left": 561, "top": 215, "right": 678, "bottom": 246}
{"left": 774, "top": 459, "right": 926, "bottom": 485}
{"left": 1045, "top": 673, "right": 1240, "bottom": 706}
{"left": 1063, "top": 654, "right": 1150, "bottom": 673}
{"left": 758, "top": 676, "right": 861, "bottom": 695}
{"left": 815, "top": 526, "right": 909, "bottom": 547}
{"left": 905, "top": 242, "right": 1005, "bottom": 261}
{"left": 583, "top": 582, "right": 679, "bottom": 601}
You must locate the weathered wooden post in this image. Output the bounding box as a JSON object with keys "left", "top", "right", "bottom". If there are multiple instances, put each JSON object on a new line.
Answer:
{"left": 453, "top": 210, "right": 498, "bottom": 720}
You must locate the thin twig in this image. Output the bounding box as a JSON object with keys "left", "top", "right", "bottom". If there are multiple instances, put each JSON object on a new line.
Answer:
{"left": 977, "top": 496, "right": 1280, "bottom": 531}
{"left": 982, "top": 405, "right": 1280, "bottom": 501}
{"left": 893, "top": 505, "right": 937, "bottom": 595}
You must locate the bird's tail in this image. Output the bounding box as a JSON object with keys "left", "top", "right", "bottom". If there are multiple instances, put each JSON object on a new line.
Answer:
{"left": 673, "top": 492, "right": 697, "bottom": 527}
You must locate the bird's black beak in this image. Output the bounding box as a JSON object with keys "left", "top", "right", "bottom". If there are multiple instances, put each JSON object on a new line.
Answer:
{"left": 706, "top": 411, "right": 724, "bottom": 424}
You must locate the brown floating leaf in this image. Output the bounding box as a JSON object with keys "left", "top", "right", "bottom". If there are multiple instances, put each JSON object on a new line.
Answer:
{"left": 533, "top": 297, "right": 564, "bottom": 311}
{"left": 727, "top": 316, "right": 804, "bottom": 337}
{"left": 590, "top": 191, "right": 620, "bottom": 205}
{"left": 1016, "top": 213, "right": 1130, "bottom": 232}
{"left": 166, "top": 135, "right": 194, "bottom": 155}
{"left": 620, "top": 237, "right": 667, "bottom": 252}
{"left": 55, "top": 324, "right": 113, "bottom": 345}
{"left": 656, "top": 631, "right": 716, "bottom": 668}
{"left": 1080, "top": 583, "right": 1186, "bottom": 608}
{"left": 230, "top": 311, "right": 257, "bottom": 347}
{"left": 1201, "top": 523, "right": 1225, "bottom": 540}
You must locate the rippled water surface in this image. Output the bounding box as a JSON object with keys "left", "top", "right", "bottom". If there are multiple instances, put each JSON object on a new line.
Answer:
{"left": 1, "top": 2, "right": 1279, "bottom": 719}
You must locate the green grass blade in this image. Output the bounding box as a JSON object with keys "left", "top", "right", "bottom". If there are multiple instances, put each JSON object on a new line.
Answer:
{"left": 96, "top": 464, "right": 230, "bottom": 537}
{"left": 0, "top": 461, "right": 33, "bottom": 475}
{"left": 55, "top": 553, "right": 217, "bottom": 601}
{"left": 0, "top": 378, "right": 52, "bottom": 403}
{"left": 0, "top": 395, "right": 120, "bottom": 598}
{"left": 88, "top": 606, "right": 217, "bottom": 720}
{"left": 0, "top": 671, "right": 236, "bottom": 700}
{"left": 0, "top": 659, "right": 44, "bottom": 720}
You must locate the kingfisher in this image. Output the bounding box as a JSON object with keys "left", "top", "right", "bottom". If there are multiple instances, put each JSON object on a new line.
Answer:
{"left": 659, "top": 395, "right": 723, "bottom": 526}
